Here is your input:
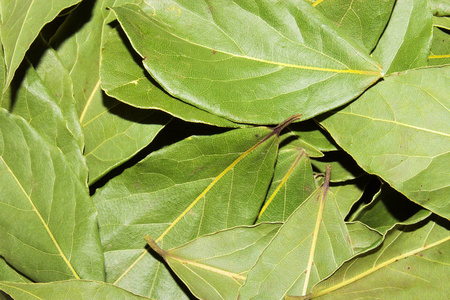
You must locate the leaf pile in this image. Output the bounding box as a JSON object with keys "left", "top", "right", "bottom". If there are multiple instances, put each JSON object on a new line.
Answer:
{"left": 0, "top": 0, "right": 449, "bottom": 299}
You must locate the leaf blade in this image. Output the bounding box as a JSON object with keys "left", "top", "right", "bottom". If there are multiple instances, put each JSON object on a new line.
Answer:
{"left": 112, "top": 1, "right": 381, "bottom": 124}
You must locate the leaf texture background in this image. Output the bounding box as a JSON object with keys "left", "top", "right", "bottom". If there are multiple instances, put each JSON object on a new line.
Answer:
{"left": 112, "top": 0, "right": 381, "bottom": 124}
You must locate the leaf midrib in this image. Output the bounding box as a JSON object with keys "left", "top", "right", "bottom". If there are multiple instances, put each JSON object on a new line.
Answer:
{"left": 117, "top": 5, "right": 381, "bottom": 76}
{"left": 0, "top": 156, "right": 79, "bottom": 279}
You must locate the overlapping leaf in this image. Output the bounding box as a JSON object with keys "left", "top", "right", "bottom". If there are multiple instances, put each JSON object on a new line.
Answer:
{"left": 101, "top": 27, "right": 239, "bottom": 128}
{"left": 112, "top": 0, "right": 381, "bottom": 124}
{"left": 0, "top": 257, "right": 31, "bottom": 283}
{"left": 313, "top": 0, "right": 395, "bottom": 52}
{"left": 93, "top": 125, "right": 286, "bottom": 297}
{"left": 1, "top": 39, "right": 87, "bottom": 182}
{"left": 257, "top": 145, "right": 315, "bottom": 222}
{"left": 301, "top": 216, "right": 450, "bottom": 299}
{"left": 372, "top": 0, "right": 433, "bottom": 74}
{"left": 0, "top": 280, "right": 149, "bottom": 299}
{"left": 0, "top": 109, "right": 104, "bottom": 282}
{"left": 288, "top": 121, "right": 338, "bottom": 153}
{"left": 320, "top": 66, "right": 450, "bottom": 219}
{"left": 352, "top": 184, "right": 432, "bottom": 234}
{"left": 428, "top": 19, "right": 450, "bottom": 66}
{"left": 146, "top": 223, "right": 282, "bottom": 300}
{"left": 0, "top": 0, "right": 81, "bottom": 89}
{"left": 50, "top": 0, "right": 167, "bottom": 183}
{"left": 239, "top": 167, "right": 356, "bottom": 299}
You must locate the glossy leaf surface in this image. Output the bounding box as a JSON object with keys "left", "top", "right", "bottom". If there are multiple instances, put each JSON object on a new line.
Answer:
{"left": 320, "top": 66, "right": 450, "bottom": 219}
{"left": 112, "top": 1, "right": 381, "bottom": 124}
{"left": 313, "top": 0, "right": 395, "bottom": 52}
{"left": 101, "top": 28, "right": 239, "bottom": 128}
{"left": 93, "top": 126, "right": 281, "bottom": 297}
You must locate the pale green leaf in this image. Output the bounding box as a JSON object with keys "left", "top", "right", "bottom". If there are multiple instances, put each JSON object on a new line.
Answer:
{"left": 50, "top": 0, "right": 168, "bottom": 183}
{"left": 372, "top": 0, "right": 433, "bottom": 74}
{"left": 352, "top": 184, "right": 432, "bottom": 234}
{"left": 302, "top": 216, "right": 450, "bottom": 299}
{"left": 0, "top": 0, "right": 81, "bottom": 89}
{"left": 320, "top": 66, "right": 450, "bottom": 219}
{"left": 0, "top": 109, "right": 104, "bottom": 282}
{"left": 101, "top": 27, "right": 240, "bottom": 128}
{"left": 430, "top": 0, "right": 450, "bottom": 16}
{"left": 239, "top": 167, "right": 356, "bottom": 299}
{"left": 0, "top": 280, "right": 150, "bottom": 300}
{"left": 81, "top": 95, "right": 170, "bottom": 184}
{"left": 1, "top": 44, "right": 87, "bottom": 183}
{"left": 329, "top": 178, "right": 368, "bottom": 220}
{"left": 147, "top": 223, "right": 282, "bottom": 300}
{"left": 345, "top": 222, "right": 382, "bottom": 255}
{"left": 93, "top": 126, "right": 283, "bottom": 297}
{"left": 112, "top": 0, "right": 381, "bottom": 124}
{"left": 313, "top": 0, "right": 395, "bottom": 52}
{"left": 257, "top": 146, "right": 315, "bottom": 222}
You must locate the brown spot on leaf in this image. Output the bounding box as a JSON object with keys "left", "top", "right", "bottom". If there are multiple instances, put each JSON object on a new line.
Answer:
{"left": 212, "top": 49, "right": 216, "bottom": 55}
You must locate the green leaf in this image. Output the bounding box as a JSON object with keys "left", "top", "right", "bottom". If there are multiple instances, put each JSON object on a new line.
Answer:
{"left": 257, "top": 146, "right": 315, "bottom": 222}
{"left": 0, "top": 109, "right": 104, "bottom": 282}
{"left": 320, "top": 66, "right": 450, "bottom": 219}
{"left": 288, "top": 120, "right": 338, "bottom": 153}
{"left": 311, "top": 151, "right": 365, "bottom": 182}
{"left": 239, "top": 166, "right": 356, "bottom": 299}
{"left": 0, "top": 280, "right": 149, "bottom": 300}
{"left": 430, "top": 0, "right": 450, "bottom": 16}
{"left": 0, "top": 258, "right": 31, "bottom": 283}
{"left": 0, "top": 0, "right": 81, "bottom": 89}
{"left": 313, "top": 0, "right": 395, "bottom": 52}
{"left": 372, "top": 0, "right": 433, "bottom": 74}
{"left": 101, "top": 27, "right": 239, "bottom": 128}
{"left": 428, "top": 23, "right": 450, "bottom": 66}
{"left": 93, "top": 124, "right": 287, "bottom": 297}
{"left": 329, "top": 178, "right": 368, "bottom": 220}
{"left": 81, "top": 96, "right": 170, "bottom": 184}
{"left": 352, "top": 184, "right": 432, "bottom": 234}
{"left": 345, "top": 222, "right": 382, "bottom": 255}
{"left": 433, "top": 15, "right": 450, "bottom": 30}
{"left": 146, "top": 223, "right": 282, "bottom": 300}
{"left": 50, "top": 0, "right": 168, "bottom": 183}
{"left": 301, "top": 216, "right": 450, "bottom": 299}
{"left": 1, "top": 43, "right": 87, "bottom": 182}
{"left": 112, "top": 1, "right": 381, "bottom": 124}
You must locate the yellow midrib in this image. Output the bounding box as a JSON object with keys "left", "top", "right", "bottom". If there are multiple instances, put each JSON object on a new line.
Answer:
{"left": 0, "top": 157, "right": 80, "bottom": 279}
{"left": 126, "top": 5, "right": 381, "bottom": 76}
{"left": 258, "top": 150, "right": 305, "bottom": 219}
{"left": 114, "top": 132, "right": 276, "bottom": 284}
{"left": 310, "top": 235, "right": 450, "bottom": 297}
